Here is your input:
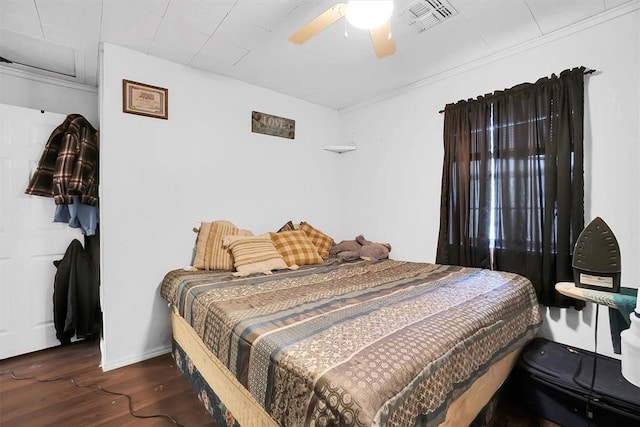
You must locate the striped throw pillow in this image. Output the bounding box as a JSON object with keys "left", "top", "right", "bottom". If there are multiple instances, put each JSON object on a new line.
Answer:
{"left": 192, "top": 221, "right": 252, "bottom": 271}
{"left": 223, "top": 234, "right": 288, "bottom": 276}
{"left": 299, "top": 222, "right": 334, "bottom": 258}
{"left": 270, "top": 230, "right": 323, "bottom": 266}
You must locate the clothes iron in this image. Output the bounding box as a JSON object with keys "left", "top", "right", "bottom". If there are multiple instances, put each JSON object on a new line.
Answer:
{"left": 572, "top": 217, "right": 621, "bottom": 292}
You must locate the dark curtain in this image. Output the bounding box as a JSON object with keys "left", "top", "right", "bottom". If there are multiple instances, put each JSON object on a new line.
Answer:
{"left": 436, "top": 67, "right": 585, "bottom": 308}
{"left": 436, "top": 97, "right": 492, "bottom": 268}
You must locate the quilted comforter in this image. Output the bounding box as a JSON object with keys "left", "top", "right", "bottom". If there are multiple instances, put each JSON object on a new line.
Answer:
{"left": 160, "top": 259, "right": 541, "bottom": 426}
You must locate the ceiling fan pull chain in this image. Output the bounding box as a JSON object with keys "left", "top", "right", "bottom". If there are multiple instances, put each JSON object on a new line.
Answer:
{"left": 344, "top": 18, "right": 349, "bottom": 38}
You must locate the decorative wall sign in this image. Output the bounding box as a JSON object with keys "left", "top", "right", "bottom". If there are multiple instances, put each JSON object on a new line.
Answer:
{"left": 251, "top": 111, "right": 295, "bottom": 139}
{"left": 122, "top": 79, "right": 168, "bottom": 119}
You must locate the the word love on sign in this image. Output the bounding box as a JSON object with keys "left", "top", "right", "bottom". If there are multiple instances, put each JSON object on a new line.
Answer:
{"left": 251, "top": 111, "right": 295, "bottom": 139}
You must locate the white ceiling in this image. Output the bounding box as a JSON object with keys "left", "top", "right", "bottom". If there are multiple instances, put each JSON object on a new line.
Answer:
{"left": 0, "top": 0, "right": 634, "bottom": 110}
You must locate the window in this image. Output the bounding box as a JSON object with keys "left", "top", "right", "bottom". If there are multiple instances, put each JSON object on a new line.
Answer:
{"left": 436, "top": 67, "right": 586, "bottom": 308}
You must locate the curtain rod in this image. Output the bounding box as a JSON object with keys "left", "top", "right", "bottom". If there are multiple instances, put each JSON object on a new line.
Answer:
{"left": 438, "top": 68, "right": 597, "bottom": 114}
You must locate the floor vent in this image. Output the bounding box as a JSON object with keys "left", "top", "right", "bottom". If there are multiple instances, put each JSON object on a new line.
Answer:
{"left": 399, "top": 0, "right": 458, "bottom": 34}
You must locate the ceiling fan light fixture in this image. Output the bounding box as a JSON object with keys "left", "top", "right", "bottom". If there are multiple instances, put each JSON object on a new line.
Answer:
{"left": 346, "top": 0, "right": 394, "bottom": 30}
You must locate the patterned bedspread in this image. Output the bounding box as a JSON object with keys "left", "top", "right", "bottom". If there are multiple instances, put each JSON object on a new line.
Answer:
{"left": 160, "top": 259, "right": 541, "bottom": 426}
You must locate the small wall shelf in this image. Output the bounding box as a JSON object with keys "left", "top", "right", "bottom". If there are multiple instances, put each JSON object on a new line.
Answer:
{"left": 324, "top": 145, "right": 356, "bottom": 154}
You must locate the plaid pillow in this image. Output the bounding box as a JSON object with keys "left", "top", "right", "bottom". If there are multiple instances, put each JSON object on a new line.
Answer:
{"left": 299, "top": 222, "right": 334, "bottom": 258}
{"left": 270, "top": 230, "right": 323, "bottom": 266}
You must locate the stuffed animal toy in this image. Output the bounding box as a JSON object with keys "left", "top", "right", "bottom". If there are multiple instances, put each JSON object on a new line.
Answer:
{"left": 356, "top": 235, "right": 392, "bottom": 261}
{"left": 330, "top": 235, "right": 391, "bottom": 261}
{"left": 329, "top": 239, "right": 361, "bottom": 261}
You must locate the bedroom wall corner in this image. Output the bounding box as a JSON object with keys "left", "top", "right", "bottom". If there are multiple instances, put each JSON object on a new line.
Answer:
{"left": 98, "top": 43, "right": 341, "bottom": 370}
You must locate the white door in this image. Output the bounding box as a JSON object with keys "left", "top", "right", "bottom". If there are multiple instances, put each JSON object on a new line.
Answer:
{"left": 0, "top": 104, "right": 84, "bottom": 359}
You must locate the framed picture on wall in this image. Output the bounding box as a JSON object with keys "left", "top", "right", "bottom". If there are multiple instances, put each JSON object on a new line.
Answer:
{"left": 122, "top": 79, "right": 168, "bottom": 120}
{"left": 251, "top": 111, "right": 295, "bottom": 139}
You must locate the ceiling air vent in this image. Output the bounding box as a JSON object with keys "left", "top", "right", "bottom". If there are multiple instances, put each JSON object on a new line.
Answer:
{"left": 400, "top": 0, "right": 458, "bottom": 34}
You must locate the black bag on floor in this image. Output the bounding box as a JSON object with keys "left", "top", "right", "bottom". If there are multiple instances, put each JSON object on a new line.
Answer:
{"left": 512, "top": 338, "right": 640, "bottom": 427}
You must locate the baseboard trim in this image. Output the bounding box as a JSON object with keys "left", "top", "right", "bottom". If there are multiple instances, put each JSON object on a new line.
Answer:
{"left": 100, "top": 345, "right": 172, "bottom": 372}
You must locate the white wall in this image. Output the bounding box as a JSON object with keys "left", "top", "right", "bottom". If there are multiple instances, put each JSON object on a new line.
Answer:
{"left": 6, "top": 8, "right": 637, "bottom": 369}
{"left": 338, "top": 8, "right": 640, "bottom": 358}
{"left": 99, "top": 43, "right": 341, "bottom": 370}
{"left": 0, "top": 69, "right": 98, "bottom": 126}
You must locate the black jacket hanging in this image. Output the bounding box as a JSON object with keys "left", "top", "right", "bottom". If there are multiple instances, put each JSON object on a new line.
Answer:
{"left": 53, "top": 239, "right": 100, "bottom": 344}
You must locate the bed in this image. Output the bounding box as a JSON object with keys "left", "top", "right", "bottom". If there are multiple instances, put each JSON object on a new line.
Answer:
{"left": 160, "top": 259, "right": 542, "bottom": 426}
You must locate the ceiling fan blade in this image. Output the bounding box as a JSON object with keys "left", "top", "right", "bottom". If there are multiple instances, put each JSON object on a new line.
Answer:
{"left": 369, "top": 21, "right": 396, "bottom": 58}
{"left": 288, "top": 3, "right": 347, "bottom": 45}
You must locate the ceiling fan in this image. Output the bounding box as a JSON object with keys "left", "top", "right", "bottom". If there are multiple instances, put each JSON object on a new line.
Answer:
{"left": 288, "top": 1, "right": 396, "bottom": 59}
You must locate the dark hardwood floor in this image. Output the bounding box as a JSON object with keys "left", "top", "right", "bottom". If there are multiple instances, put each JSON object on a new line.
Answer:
{"left": 1, "top": 338, "right": 551, "bottom": 427}
{"left": 0, "top": 339, "right": 215, "bottom": 427}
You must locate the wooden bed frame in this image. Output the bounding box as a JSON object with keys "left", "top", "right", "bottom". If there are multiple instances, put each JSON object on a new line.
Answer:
{"left": 172, "top": 310, "right": 522, "bottom": 426}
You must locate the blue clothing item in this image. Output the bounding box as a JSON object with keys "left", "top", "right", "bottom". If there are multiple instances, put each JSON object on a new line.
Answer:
{"left": 609, "top": 287, "right": 638, "bottom": 353}
{"left": 54, "top": 196, "right": 99, "bottom": 236}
